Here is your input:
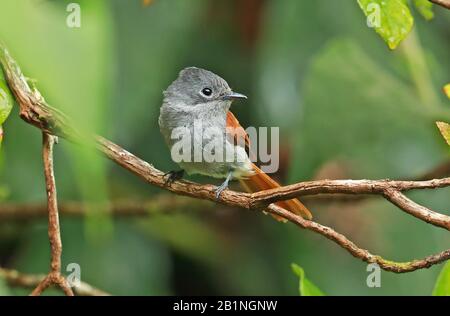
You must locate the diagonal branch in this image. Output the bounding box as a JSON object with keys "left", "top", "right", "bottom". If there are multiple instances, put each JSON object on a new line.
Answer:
{"left": 0, "top": 44, "right": 449, "bottom": 275}
{"left": 383, "top": 189, "right": 450, "bottom": 230}
{"left": 268, "top": 204, "right": 450, "bottom": 273}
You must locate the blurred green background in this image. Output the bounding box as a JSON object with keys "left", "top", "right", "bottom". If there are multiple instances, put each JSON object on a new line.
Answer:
{"left": 0, "top": 0, "right": 449, "bottom": 295}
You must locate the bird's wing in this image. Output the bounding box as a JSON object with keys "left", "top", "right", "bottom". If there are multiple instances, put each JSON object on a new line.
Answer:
{"left": 226, "top": 111, "right": 250, "bottom": 150}
{"left": 226, "top": 111, "right": 312, "bottom": 221}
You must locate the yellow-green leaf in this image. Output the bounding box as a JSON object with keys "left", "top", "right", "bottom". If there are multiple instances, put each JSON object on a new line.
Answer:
{"left": 291, "top": 263, "right": 324, "bottom": 296}
{"left": 432, "top": 261, "right": 450, "bottom": 296}
{"left": 357, "top": 0, "right": 414, "bottom": 50}
{"left": 436, "top": 121, "right": 450, "bottom": 146}
{"left": 444, "top": 84, "right": 450, "bottom": 99}
{"left": 413, "top": 0, "right": 434, "bottom": 20}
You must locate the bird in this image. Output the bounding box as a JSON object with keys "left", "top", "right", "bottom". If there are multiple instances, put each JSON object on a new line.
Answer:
{"left": 158, "top": 67, "right": 312, "bottom": 221}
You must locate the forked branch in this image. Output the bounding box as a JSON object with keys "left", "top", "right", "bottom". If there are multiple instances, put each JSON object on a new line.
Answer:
{"left": 0, "top": 45, "right": 449, "bottom": 278}
{"left": 0, "top": 267, "right": 108, "bottom": 296}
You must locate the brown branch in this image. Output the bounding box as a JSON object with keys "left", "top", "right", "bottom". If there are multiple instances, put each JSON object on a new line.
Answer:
{"left": 0, "top": 267, "right": 109, "bottom": 296}
{"left": 430, "top": 0, "right": 450, "bottom": 10}
{"left": 95, "top": 139, "right": 450, "bottom": 230}
{"left": 1, "top": 161, "right": 447, "bottom": 221}
{"left": 0, "top": 195, "right": 215, "bottom": 220}
{"left": 268, "top": 204, "right": 450, "bottom": 273}
{"left": 383, "top": 189, "right": 450, "bottom": 230}
{"left": 249, "top": 179, "right": 450, "bottom": 231}
{"left": 30, "top": 133, "right": 74, "bottom": 296}
{"left": 2, "top": 198, "right": 447, "bottom": 273}
{"left": 0, "top": 44, "right": 449, "bottom": 275}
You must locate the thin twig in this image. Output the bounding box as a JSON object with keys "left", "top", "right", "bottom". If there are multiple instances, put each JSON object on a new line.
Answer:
{"left": 0, "top": 44, "right": 449, "bottom": 275}
{"left": 0, "top": 267, "right": 109, "bottom": 296}
{"left": 30, "top": 133, "right": 73, "bottom": 296}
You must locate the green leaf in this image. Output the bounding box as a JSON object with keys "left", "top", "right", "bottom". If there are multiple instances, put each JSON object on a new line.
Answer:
{"left": 0, "top": 72, "right": 14, "bottom": 146}
{"left": 436, "top": 121, "right": 450, "bottom": 146}
{"left": 291, "top": 263, "right": 324, "bottom": 296}
{"left": 432, "top": 261, "right": 450, "bottom": 296}
{"left": 413, "top": 0, "right": 434, "bottom": 20}
{"left": 436, "top": 84, "right": 450, "bottom": 146}
{"left": 357, "top": 0, "right": 414, "bottom": 50}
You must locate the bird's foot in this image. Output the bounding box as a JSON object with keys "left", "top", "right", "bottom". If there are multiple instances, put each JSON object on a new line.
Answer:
{"left": 163, "top": 169, "right": 184, "bottom": 186}
{"left": 215, "top": 172, "right": 233, "bottom": 199}
{"left": 215, "top": 182, "right": 228, "bottom": 199}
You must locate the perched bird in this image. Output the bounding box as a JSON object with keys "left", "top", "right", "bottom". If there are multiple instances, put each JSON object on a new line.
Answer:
{"left": 158, "top": 67, "right": 312, "bottom": 221}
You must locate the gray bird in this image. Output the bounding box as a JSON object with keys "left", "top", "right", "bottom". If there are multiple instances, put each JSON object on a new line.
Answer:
{"left": 158, "top": 67, "right": 312, "bottom": 221}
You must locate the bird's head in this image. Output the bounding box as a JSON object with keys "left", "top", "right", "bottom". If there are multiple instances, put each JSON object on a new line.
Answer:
{"left": 163, "top": 67, "right": 247, "bottom": 108}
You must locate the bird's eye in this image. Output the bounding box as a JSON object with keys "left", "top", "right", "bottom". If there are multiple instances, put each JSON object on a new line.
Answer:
{"left": 201, "top": 88, "right": 212, "bottom": 97}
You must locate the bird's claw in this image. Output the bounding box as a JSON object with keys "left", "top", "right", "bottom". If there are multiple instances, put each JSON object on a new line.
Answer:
{"left": 214, "top": 171, "right": 233, "bottom": 199}
{"left": 215, "top": 183, "right": 228, "bottom": 199}
{"left": 163, "top": 170, "right": 184, "bottom": 186}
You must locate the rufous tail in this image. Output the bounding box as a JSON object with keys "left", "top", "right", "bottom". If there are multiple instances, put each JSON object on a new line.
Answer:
{"left": 239, "top": 164, "right": 312, "bottom": 222}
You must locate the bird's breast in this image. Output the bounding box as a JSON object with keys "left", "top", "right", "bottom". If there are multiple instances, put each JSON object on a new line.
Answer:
{"left": 159, "top": 103, "right": 251, "bottom": 178}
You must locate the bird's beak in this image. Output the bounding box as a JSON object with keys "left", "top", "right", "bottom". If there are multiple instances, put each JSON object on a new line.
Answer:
{"left": 222, "top": 91, "right": 247, "bottom": 101}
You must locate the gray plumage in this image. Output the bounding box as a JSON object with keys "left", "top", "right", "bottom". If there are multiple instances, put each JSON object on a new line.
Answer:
{"left": 158, "top": 67, "right": 254, "bottom": 180}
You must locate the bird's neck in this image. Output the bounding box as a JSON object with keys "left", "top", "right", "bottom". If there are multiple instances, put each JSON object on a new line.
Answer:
{"left": 163, "top": 100, "right": 230, "bottom": 122}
